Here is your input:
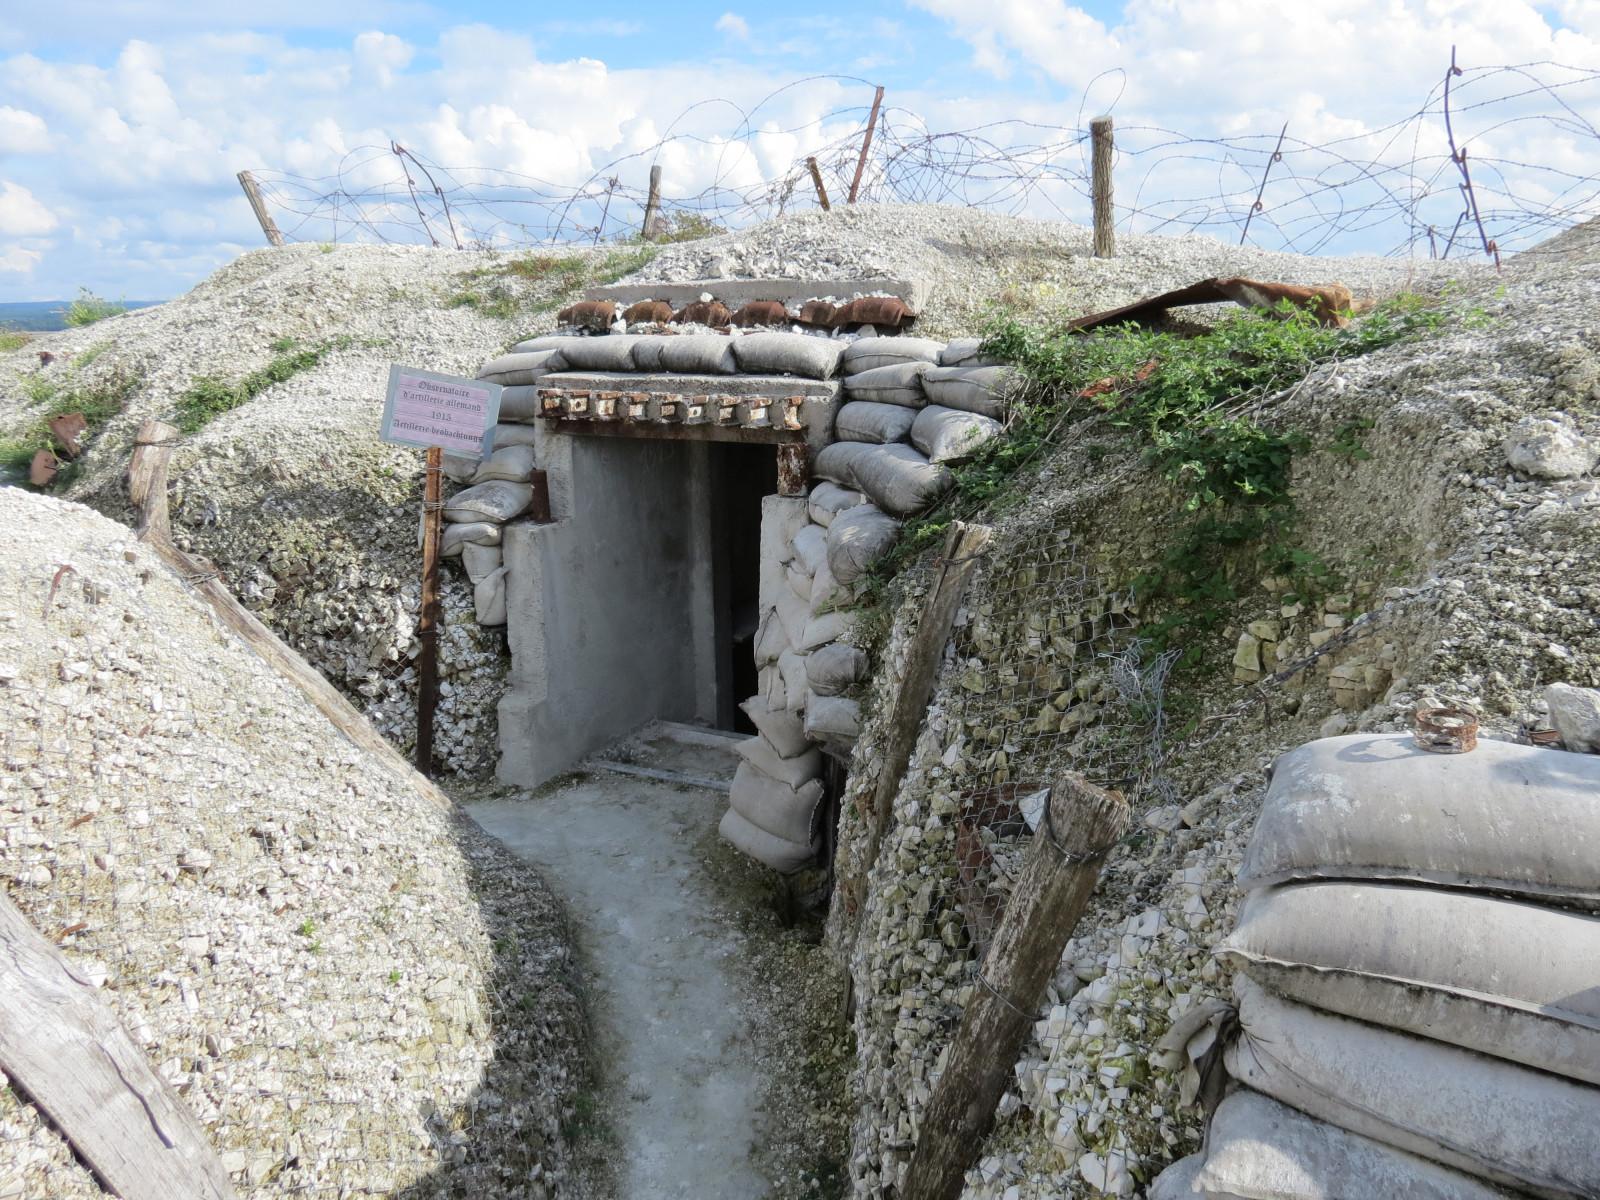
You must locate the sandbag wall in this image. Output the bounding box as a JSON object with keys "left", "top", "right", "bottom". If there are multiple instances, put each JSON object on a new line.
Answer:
{"left": 1152, "top": 732, "right": 1600, "bottom": 1200}
{"left": 435, "top": 423, "right": 543, "bottom": 627}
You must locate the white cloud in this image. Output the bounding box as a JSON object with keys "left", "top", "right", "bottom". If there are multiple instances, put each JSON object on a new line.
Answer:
{"left": 0, "top": 106, "right": 50, "bottom": 153}
{"left": 353, "top": 31, "right": 413, "bottom": 87}
{"left": 717, "top": 13, "right": 751, "bottom": 40}
{"left": 0, "top": 180, "right": 57, "bottom": 234}
{"left": 0, "top": 244, "right": 43, "bottom": 273}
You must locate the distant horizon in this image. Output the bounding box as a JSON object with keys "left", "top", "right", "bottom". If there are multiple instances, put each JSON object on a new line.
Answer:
{"left": 0, "top": 299, "right": 165, "bottom": 332}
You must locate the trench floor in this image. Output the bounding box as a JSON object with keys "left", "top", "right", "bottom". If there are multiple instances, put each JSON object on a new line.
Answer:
{"left": 469, "top": 730, "right": 849, "bottom": 1200}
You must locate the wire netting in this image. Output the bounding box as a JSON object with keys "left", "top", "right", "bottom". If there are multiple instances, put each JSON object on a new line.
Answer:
{"left": 252, "top": 59, "right": 1600, "bottom": 262}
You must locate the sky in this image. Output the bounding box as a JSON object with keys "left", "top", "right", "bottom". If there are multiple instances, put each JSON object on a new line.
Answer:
{"left": 2, "top": 0, "right": 1599, "bottom": 300}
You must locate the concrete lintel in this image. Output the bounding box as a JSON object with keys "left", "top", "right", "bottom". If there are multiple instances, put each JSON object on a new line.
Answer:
{"left": 581, "top": 277, "right": 928, "bottom": 315}
{"left": 540, "top": 371, "right": 840, "bottom": 399}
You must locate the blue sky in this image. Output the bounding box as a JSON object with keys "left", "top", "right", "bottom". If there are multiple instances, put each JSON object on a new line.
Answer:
{"left": 2, "top": 1, "right": 1598, "bottom": 300}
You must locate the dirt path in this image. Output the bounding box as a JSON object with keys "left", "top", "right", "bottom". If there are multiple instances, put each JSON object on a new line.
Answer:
{"left": 470, "top": 728, "right": 818, "bottom": 1199}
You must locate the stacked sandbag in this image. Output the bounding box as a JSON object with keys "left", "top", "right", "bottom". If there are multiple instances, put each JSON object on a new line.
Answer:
{"left": 1151, "top": 732, "right": 1600, "bottom": 1200}
{"left": 437, "top": 416, "right": 545, "bottom": 626}
{"left": 720, "top": 712, "right": 826, "bottom": 873}
{"left": 478, "top": 349, "right": 560, "bottom": 419}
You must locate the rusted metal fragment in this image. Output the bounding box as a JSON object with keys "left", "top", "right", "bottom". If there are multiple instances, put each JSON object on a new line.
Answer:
{"left": 556, "top": 300, "right": 618, "bottom": 331}
{"left": 673, "top": 300, "right": 732, "bottom": 328}
{"left": 799, "top": 300, "right": 838, "bottom": 328}
{"left": 622, "top": 300, "right": 673, "bottom": 325}
{"left": 831, "top": 295, "right": 914, "bottom": 330}
{"left": 1068, "top": 276, "right": 1358, "bottom": 332}
{"left": 47, "top": 412, "right": 88, "bottom": 459}
{"left": 731, "top": 301, "right": 791, "bottom": 328}
{"left": 29, "top": 448, "right": 58, "bottom": 487}
{"left": 776, "top": 441, "right": 810, "bottom": 495}
{"left": 1414, "top": 706, "right": 1479, "bottom": 754}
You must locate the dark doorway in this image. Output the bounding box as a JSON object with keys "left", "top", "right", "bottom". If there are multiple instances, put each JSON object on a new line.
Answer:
{"left": 710, "top": 443, "right": 777, "bottom": 733}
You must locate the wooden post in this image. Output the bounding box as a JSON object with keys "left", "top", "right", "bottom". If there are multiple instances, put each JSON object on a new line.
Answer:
{"left": 807, "top": 157, "right": 832, "bottom": 211}
{"left": 415, "top": 446, "right": 443, "bottom": 777}
{"left": 1090, "top": 116, "right": 1115, "bottom": 258}
{"left": 130, "top": 419, "right": 179, "bottom": 542}
{"left": 0, "top": 892, "right": 240, "bottom": 1200}
{"left": 642, "top": 164, "right": 663, "bottom": 241}
{"left": 776, "top": 442, "right": 809, "bottom": 496}
{"left": 841, "top": 521, "right": 992, "bottom": 917}
{"left": 848, "top": 86, "right": 885, "bottom": 204}
{"left": 900, "top": 774, "right": 1129, "bottom": 1200}
{"left": 236, "top": 170, "right": 285, "bottom": 248}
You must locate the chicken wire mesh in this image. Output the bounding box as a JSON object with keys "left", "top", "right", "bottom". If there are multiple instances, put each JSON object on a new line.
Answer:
{"left": 0, "top": 525, "right": 585, "bottom": 1200}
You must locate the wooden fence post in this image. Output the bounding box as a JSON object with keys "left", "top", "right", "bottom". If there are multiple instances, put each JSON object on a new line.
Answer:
{"left": 841, "top": 521, "right": 991, "bottom": 918}
{"left": 0, "top": 893, "right": 240, "bottom": 1200}
{"left": 415, "top": 446, "right": 443, "bottom": 776}
{"left": 236, "top": 170, "right": 285, "bottom": 248}
{"left": 130, "top": 420, "right": 180, "bottom": 542}
{"left": 807, "top": 156, "right": 832, "bottom": 211}
{"left": 1091, "top": 116, "right": 1115, "bottom": 259}
{"left": 642, "top": 164, "right": 663, "bottom": 241}
{"left": 900, "top": 774, "right": 1129, "bottom": 1200}
{"left": 848, "top": 86, "right": 885, "bottom": 204}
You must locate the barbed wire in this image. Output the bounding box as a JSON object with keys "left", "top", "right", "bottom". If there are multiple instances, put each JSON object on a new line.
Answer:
{"left": 252, "top": 57, "right": 1600, "bottom": 261}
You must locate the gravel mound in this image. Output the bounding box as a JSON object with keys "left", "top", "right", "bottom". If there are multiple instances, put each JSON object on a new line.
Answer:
{"left": 619, "top": 203, "right": 1481, "bottom": 337}
{"left": 0, "top": 488, "right": 589, "bottom": 1199}
{"left": 827, "top": 217, "right": 1599, "bottom": 1199}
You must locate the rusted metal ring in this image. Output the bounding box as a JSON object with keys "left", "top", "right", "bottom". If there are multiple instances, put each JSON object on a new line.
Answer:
{"left": 1414, "top": 707, "right": 1478, "bottom": 754}
{"left": 1528, "top": 728, "right": 1562, "bottom": 747}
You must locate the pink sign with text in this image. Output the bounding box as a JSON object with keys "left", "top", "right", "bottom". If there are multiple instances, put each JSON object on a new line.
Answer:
{"left": 380, "top": 366, "right": 503, "bottom": 457}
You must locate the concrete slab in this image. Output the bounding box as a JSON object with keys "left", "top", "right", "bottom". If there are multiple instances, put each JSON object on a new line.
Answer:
{"left": 468, "top": 738, "right": 773, "bottom": 1200}
{"left": 581, "top": 277, "right": 928, "bottom": 314}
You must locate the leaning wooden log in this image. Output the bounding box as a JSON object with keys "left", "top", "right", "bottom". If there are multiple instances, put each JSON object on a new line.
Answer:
{"left": 0, "top": 891, "right": 239, "bottom": 1200}
{"left": 900, "top": 773, "right": 1129, "bottom": 1200}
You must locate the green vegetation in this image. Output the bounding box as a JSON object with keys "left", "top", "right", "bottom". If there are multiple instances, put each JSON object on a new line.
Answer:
{"left": 859, "top": 294, "right": 1457, "bottom": 666}
{"left": 0, "top": 329, "right": 30, "bottom": 353}
{"left": 176, "top": 335, "right": 370, "bottom": 433}
{"left": 446, "top": 246, "right": 658, "bottom": 320}
{"left": 647, "top": 209, "right": 726, "bottom": 244}
{"left": 0, "top": 368, "right": 143, "bottom": 480}
{"left": 61, "top": 287, "right": 127, "bottom": 327}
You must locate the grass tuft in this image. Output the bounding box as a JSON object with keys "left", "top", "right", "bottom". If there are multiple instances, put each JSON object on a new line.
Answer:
{"left": 61, "top": 287, "right": 127, "bottom": 327}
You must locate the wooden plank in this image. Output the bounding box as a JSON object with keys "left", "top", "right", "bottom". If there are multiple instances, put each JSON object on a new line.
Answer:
{"left": 0, "top": 891, "right": 240, "bottom": 1200}
{"left": 130, "top": 420, "right": 179, "bottom": 542}
{"left": 842, "top": 522, "right": 992, "bottom": 919}
{"left": 807, "top": 156, "right": 831, "bottom": 211}
{"left": 525, "top": 468, "right": 552, "bottom": 524}
{"left": 415, "top": 446, "right": 443, "bottom": 777}
{"left": 550, "top": 420, "right": 801, "bottom": 446}
{"left": 127, "top": 425, "right": 456, "bottom": 816}
{"left": 848, "top": 86, "right": 885, "bottom": 204}
{"left": 900, "top": 774, "right": 1128, "bottom": 1200}
{"left": 236, "top": 170, "right": 285, "bottom": 248}
{"left": 1091, "top": 116, "right": 1115, "bottom": 259}
{"left": 642, "top": 164, "right": 662, "bottom": 241}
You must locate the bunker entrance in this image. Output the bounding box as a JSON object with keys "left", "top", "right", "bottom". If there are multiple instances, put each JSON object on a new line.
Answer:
{"left": 710, "top": 442, "right": 778, "bottom": 734}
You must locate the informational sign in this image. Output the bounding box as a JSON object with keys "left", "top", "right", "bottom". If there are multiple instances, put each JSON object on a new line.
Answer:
{"left": 380, "top": 366, "right": 502, "bottom": 460}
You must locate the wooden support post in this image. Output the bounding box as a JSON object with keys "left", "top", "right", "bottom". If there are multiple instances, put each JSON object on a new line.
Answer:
{"left": 415, "top": 446, "right": 443, "bottom": 777}
{"left": 1090, "top": 116, "right": 1115, "bottom": 259}
{"left": 842, "top": 521, "right": 992, "bottom": 917}
{"left": 127, "top": 421, "right": 455, "bottom": 814}
{"left": 900, "top": 774, "right": 1129, "bottom": 1200}
{"left": 526, "top": 467, "right": 552, "bottom": 524}
{"left": 642, "top": 164, "right": 663, "bottom": 241}
{"left": 848, "top": 86, "right": 885, "bottom": 204}
{"left": 0, "top": 892, "right": 239, "bottom": 1200}
{"left": 236, "top": 170, "right": 285, "bottom": 248}
{"left": 776, "top": 441, "right": 809, "bottom": 496}
{"left": 807, "top": 156, "right": 832, "bottom": 211}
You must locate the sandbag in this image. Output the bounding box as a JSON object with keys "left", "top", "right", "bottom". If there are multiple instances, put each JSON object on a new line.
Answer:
{"left": 836, "top": 401, "right": 917, "bottom": 444}
{"left": 730, "top": 332, "right": 843, "bottom": 380}
{"left": 478, "top": 349, "right": 560, "bottom": 381}
{"left": 1226, "top": 975, "right": 1600, "bottom": 1200}
{"left": 814, "top": 442, "right": 952, "bottom": 517}
{"left": 921, "top": 365, "right": 1013, "bottom": 418}
{"left": 1219, "top": 882, "right": 1600, "bottom": 1085}
{"left": 512, "top": 335, "right": 576, "bottom": 354}
{"left": 440, "top": 521, "right": 502, "bottom": 556}
{"left": 493, "top": 424, "right": 541, "bottom": 447}
{"left": 799, "top": 610, "right": 856, "bottom": 652}
{"left": 826, "top": 503, "right": 901, "bottom": 583}
{"left": 809, "top": 556, "right": 844, "bottom": 615}
{"left": 937, "top": 337, "right": 1000, "bottom": 368}
{"left": 912, "top": 404, "right": 1002, "bottom": 463}
{"left": 471, "top": 443, "right": 536, "bottom": 483}
{"left": 740, "top": 695, "right": 811, "bottom": 759}
{"left": 461, "top": 542, "right": 503, "bottom": 584}
{"left": 786, "top": 564, "right": 813, "bottom": 602}
{"left": 498, "top": 385, "right": 545, "bottom": 420}
{"left": 754, "top": 608, "right": 790, "bottom": 667}
{"left": 775, "top": 589, "right": 811, "bottom": 650}
{"left": 841, "top": 336, "right": 944, "bottom": 375}
{"left": 805, "top": 642, "right": 867, "bottom": 696}
{"left": 761, "top": 664, "right": 786, "bottom": 712}
{"left": 718, "top": 806, "right": 817, "bottom": 874}
{"left": 444, "top": 480, "right": 533, "bottom": 524}
{"left": 735, "top": 736, "right": 822, "bottom": 791}
{"left": 1239, "top": 733, "right": 1600, "bottom": 909}
{"left": 658, "top": 336, "right": 737, "bottom": 375}
{"left": 473, "top": 567, "right": 508, "bottom": 626}
{"left": 548, "top": 335, "right": 641, "bottom": 373}
{"left": 777, "top": 649, "right": 809, "bottom": 712}
{"left": 804, "top": 694, "right": 861, "bottom": 741}
{"left": 1193, "top": 1090, "right": 1521, "bottom": 1200}
{"left": 762, "top": 494, "right": 812, "bottom": 565}
{"left": 842, "top": 361, "right": 930, "bottom": 407}
{"left": 441, "top": 452, "right": 480, "bottom": 484}
{"left": 728, "top": 762, "right": 824, "bottom": 846}
{"left": 808, "top": 481, "right": 869, "bottom": 528}
{"left": 790, "top": 523, "right": 829, "bottom": 578}
{"left": 627, "top": 337, "right": 669, "bottom": 373}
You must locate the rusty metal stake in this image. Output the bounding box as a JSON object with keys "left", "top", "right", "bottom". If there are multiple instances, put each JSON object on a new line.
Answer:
{"left": 807, "top": 156, "right": 831, "bottom": 211}
{"left": 848, "top": 86, "right": 884, "bottom": 204}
